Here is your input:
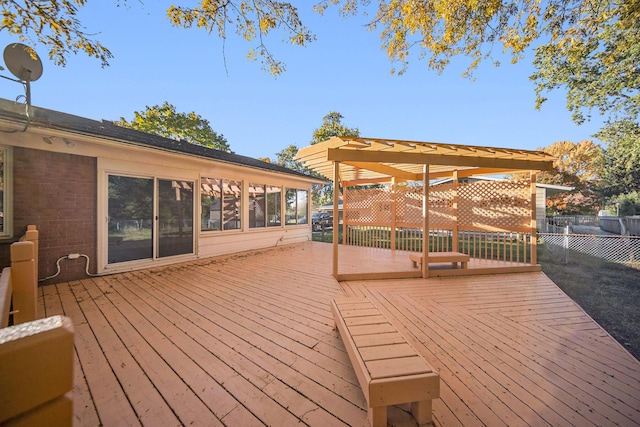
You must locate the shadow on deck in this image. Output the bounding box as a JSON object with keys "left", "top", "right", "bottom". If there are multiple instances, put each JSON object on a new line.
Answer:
{"left": 38, "top": 242, "right": 640, "bottom": 426}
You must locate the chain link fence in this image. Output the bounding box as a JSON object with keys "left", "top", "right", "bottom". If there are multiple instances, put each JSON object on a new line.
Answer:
{"left": 539, "top": 232, "right": 640, "bottom": 265}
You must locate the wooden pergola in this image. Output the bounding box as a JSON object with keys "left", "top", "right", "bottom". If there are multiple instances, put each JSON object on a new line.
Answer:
{"left": 296, "top": 136, "right": 556, "bottom": 280}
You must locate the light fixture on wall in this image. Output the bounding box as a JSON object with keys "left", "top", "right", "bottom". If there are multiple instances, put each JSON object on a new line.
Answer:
{"left": 41, "top": 136, "right": 75, "bottom": 147}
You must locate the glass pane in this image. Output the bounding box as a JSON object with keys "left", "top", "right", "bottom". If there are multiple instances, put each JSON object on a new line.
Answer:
{"left": 158, "top": 179, "right": 194, "bottom": 258}
{"left": 285, "top": 188, "right": 297, "bottom": 225}
{"left": 249, "top": 183, "right": 266, "bottom": 228}
{"left": 297, "top": 190, "right": 308, "bottom": 224}
{"left": 201, "top": 178, "right": 221, "bottom": 231}
{"left": 108, "top": 175, "right": 153, "bottom": 263}
{"left": 267, "top": 186, "right": 281, "bottom": 227}
{"left": 223, "top": 179, "right": 242, "bottom": 230}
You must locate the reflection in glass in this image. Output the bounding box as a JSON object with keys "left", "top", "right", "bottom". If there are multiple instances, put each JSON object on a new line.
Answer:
{"left": 249, "top": 183, "right": 266, "bottom": 228}
{"left": 158, "top": 179, "right": 194, "bottom": 258}
{"left": 201, "top": 177, "right": 221, "bottom": 231}
{"left": 284, "top": 188, "right": 308, "bottom": 225}
{"left": 223, "top": 180, "right": 242, "bottom": 230}
{"left": 297, "top": 190, "right": 308, "bottom": 224}
{"left": 108, "top": 175, "right": 153, "bottom": 263}
{"left": 201, "top": 178, "right": 242, "bottom": 231}
{"left": 266, "top": 186, "right": 281, "bottom": 227}
{"left": 285, "top": 188, "right": 297, "bottom": 225}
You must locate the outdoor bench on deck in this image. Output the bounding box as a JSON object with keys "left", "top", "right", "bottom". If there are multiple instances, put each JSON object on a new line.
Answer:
{"left": 409, "top": 251, "right": 470, "bottom": 269}
{"left": 331, "top": 296, "right": 440, "bottom": 426}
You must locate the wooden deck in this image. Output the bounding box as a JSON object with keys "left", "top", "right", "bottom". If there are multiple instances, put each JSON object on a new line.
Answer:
{"left": 333, "top": 245, "right": 540, "bottom": 281}
{"left": 37, "top": 242, "right": 640, "bottom": 426}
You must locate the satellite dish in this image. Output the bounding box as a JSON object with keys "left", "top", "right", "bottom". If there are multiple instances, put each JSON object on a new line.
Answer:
{"left": 3, "top": 43, "right": 43, "bottom": 82}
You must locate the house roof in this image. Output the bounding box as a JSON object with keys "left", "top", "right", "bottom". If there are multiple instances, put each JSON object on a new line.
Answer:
{"left": 295, "top": 136, "right": 555, "bottom": 183}
{"left": 536, "top": 182, "right": 575, "bottom": 196}
{"left": 0, "top": 98, "right": 321, "bottom": 182}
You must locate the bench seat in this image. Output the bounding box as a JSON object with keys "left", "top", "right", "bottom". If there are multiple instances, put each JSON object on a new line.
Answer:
{"left": 332, "top": 297, "right": 440, "bottom": 426}
{"left": 409, "top": 251, "right": 470, "bottom": 269}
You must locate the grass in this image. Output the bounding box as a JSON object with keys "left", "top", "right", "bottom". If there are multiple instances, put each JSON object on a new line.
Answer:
{"left": 538, "top": 245, "right": 640, "bottom": 361}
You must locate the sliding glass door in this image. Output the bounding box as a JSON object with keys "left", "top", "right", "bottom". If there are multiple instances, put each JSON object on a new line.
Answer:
{"left": 107, "top": 174, "right": 194, "bottom": 265}
{"left": 158, "top": 179, "right": 194, "bottom": 258}
{"left": 108, "top": 175, "right": 154, "bottom": 264}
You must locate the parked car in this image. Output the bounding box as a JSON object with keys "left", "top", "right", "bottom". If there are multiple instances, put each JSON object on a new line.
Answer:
{"left": 312, "top": 212, "right": 333, "bottom": 231}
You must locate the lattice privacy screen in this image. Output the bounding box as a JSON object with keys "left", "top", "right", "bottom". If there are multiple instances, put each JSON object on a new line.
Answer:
{"left": 345, "top": 180, "right": 531, "bottom": 231}
{"left": 344, "top": 187, "right": 393, "bottom": 225}
{"left": 396, "top": 185, "right": 424, "bottom": 226}
{"left": 458, "top": 180, "right": 531, "bottom": 230}
{"left": 428, "top": 183, "right": 456, "bottom": 227}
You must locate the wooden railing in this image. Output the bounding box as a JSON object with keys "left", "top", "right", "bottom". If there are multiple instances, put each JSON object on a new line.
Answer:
{"left": 344, "top": 226, "right": 533, "bottom": 264}
{"left": 1, "top": 225, "right": 39, "bottom": 327}
{"left": 0, "top": 225, "right": 74, "bottom": 427}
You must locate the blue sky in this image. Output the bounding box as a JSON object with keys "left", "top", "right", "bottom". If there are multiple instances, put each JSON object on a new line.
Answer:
{"left": 0, "top": 1, "right": 606, "bottom": 160}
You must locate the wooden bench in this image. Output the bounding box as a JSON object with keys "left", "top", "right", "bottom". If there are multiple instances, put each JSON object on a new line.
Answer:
{"left": 409, "top": 251, "right": 470, "bottom": 269}
{"left": 331, "top": 297, "right": 440, "bottom": 426}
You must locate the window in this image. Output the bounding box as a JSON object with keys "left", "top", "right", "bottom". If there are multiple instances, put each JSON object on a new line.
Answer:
{"left": 108, "top": 175, "right": 154, "bottom": 263}
{"left": 249, "top": 184, "right": 266, "bottom": 228}
{"left": 201, "top": 178, "right": 241, "bottom": 231}
{"left": 249, "top": 184, "right": 282, "bottom": 228}
{"left": 266, "top": 186, "right": 282, "bottom": 227}
{"left": 0, "top": 146, "right": 12, "bottom": 238}
{"left": 285, "top": 188, "right": 308, "bottom": 225}
{"left": 107, "top": 175, "right": 194, "bottom": 264}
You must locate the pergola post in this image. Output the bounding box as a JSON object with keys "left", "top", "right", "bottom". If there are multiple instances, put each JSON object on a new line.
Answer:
{"left": 333, "top": 161, "right": 340, "bottom": 278}
{"left": 391, "top": 177, "right": 397, "bottom": 251}
{"left": 452, "top": 170, "right": 459, "bottom": 252}
{"left": 422, "top": 164, "right": 429, "bottom": 278}
{"left": 342, "top": 183, "right": 348, "bottom": 246}
{"left": 530, "top": 171, "right": 537, "bottom": 265}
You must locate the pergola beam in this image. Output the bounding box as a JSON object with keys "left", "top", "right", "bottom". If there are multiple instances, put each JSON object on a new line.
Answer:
{"left": 327, "top": 148, "right": 554, "bottom": 172}
{"left": 426, "top": 167, "right": 525, "bottom": 180}
{"left": 343, "top": 177, "right": 393, "bottom": 187}
{"left": 342, "top": 161, "right": 421, "bottom": 181}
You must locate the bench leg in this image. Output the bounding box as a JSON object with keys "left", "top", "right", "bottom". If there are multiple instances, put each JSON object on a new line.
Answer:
{"left": 368, "top": 406, "right": 387, "bottom": 427}
{"left": 461, "top": 261, "right": 468, "bottom": 269}
{"left": 411, "top": 399, "right": 433, "bottom": 425}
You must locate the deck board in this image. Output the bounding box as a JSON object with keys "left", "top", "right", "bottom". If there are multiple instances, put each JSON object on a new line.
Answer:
{"left": 35, "top": 242, "right": 640, "bottom": 426}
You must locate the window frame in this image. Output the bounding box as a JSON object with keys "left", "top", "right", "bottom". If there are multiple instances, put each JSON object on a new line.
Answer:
{"left": 266, "top": 185, "right": 282, "bottom": 228}
{"left": 0, "top": 146, "right": 13, "bottom": 240}
{"left": 249, "top": 184, "right": 283, "bottom": 229}
{"left": 284, "top": 187, "right": 309, "bottom": 226}
{"left": 200, "top": 177, "right": 242, "bottom": 232}
{"left": 248, "top": 183, "right": 266, "bottom": 229}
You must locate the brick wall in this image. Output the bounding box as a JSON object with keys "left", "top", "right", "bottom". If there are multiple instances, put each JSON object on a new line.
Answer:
{"left": 0, "top": 147, "right": 97, "bottom": 284}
